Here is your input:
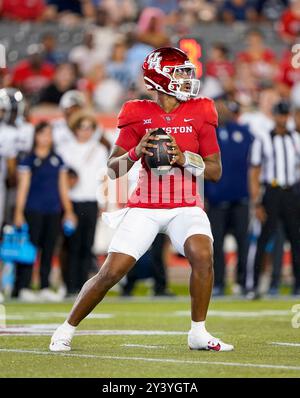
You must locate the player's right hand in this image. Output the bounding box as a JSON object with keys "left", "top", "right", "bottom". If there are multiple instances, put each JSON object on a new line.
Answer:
{"left": 135, "top": 130, "right": 159, "bottom": 158}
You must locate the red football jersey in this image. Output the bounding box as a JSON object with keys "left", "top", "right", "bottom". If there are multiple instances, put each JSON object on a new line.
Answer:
{"left": 11, "top": 60, "right": 55, "bottom": 94}
{"left": 279, "top": 10, "right": 300, "bottom": 40}
{"left": 206, "top": 60, "right": 235, "bottom": 80}
{"left": 277, "top": 50, "right": 300, "bottom": 87}
{"left": 115, "top": 97, "right": 220, "bottom": 209}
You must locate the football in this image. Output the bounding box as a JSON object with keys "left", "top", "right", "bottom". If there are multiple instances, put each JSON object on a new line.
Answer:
{"left": 144, "top": 128, "right": 173, "bottom": 175}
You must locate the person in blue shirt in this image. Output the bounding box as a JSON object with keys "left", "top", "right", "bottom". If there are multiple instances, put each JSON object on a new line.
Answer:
{"left": 222, "top": 0, "right": 257, "bottom": 22}
{"left": 13, "top": 121, "right": 76, "bottom": 302}
{"left": 205, "top": 98, "right": 253, "bottom": 296}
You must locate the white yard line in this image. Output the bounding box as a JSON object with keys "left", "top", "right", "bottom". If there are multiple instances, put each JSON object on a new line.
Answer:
{"left": 0, "top": 327, "right": 187, "bottom": 336}
{"left": 1, "top": 309, "right": 292, "bottom": 321}
{"left": 35, "top": 312, "right": 114, "bottom": 319}
{"left": 0, "top": 315, "right": 27, "bottom": 320}
{"left": 0, "top": 313, "right": 114, "bottom": 321}
{"left": 0, "top": 348, "right": 299, "bottom": 372}
{"left": 121, "top": 344, "right": 166, "bottom": 349}
{"left": 175, "top": 310, "right": 291, "bottom": 318}
{"left": 270, "top": 342, "right": 300, "bottom": 347}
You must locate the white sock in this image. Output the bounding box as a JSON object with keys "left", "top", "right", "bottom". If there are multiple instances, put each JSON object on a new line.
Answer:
{"left": 191, "top": 320, "right": 207, "bottom": 334}
{"left": 60, "top": 321, "right": 76, "bottom": 337}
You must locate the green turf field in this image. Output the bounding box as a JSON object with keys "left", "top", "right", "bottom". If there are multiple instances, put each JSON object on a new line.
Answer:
{"left": 0, "top": 297, "right": 300, "bottom": 378}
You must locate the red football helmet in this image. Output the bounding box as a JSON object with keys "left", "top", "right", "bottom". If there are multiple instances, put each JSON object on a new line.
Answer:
{"left": 142, "top": 47, "right": 200, "bottom": 101}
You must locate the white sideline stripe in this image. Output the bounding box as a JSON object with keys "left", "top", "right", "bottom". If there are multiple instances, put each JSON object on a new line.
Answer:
{"left": 122, "top": 344, "right": 166, "bottom": 349}
{"left": 175, "top": 310, "right": 291, "bottom": 318}
{"left": 0, "top": 315, "right": 26, "bottom": 320}
{"left": 0, "top": 327, "right": 187, "bottom": 336}
{"left": 35, "top": 313, "right": 114, "bottom": 319}
{"left": 271, "top": 342, "right": 300, "bottom": 347}
{"left": 0, "top": 313, "right": 114, "bottom": 321}
{"left": 0, "top": 348, "right": 300, "bottom": 372}
{"left": 1, "top": 309, "right": 291, "bottom": 321}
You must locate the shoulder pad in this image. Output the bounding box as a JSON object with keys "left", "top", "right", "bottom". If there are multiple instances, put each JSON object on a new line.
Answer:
{"left": 190, "top": 97, "right": 218, "bottom": 127}
{"left": 117, "top": 100, "right": 153, "bottom": 128}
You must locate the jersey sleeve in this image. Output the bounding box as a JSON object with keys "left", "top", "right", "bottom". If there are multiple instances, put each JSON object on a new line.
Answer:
{"left": 57, "top": 154, "right": 67, "bottom": 171}
{"left": 3, "top": 129, "right": 18, "bottom": 159}
{"left": 115, "top": 126, "right": 140, "bottom": 151}
{"left": 117, "top": 101, "right": 139, "bottom": 129}
{"left": 204, "top": 98, "right": 218, "bottom": 128}
{"left": 115, "top": 101, "right": 142, "bottom": 151}
{"left": 197, "top": 99, "right": 220, "bottom": 157}
{"left": 6, "top": 144, "right": 18, "bottom": 159}
{"left": 198, "top": 124, "right": 220, "bottom": 158}
{"left": 17, "top": 155, "right": 33, "bottom": 172}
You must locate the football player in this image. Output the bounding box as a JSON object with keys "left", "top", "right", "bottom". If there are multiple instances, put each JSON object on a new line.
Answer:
{"left": 50, "top": 47, "right": 234, "bottom": 352}
{"left": 0, "top": 89, "right": 19, "bottom": 229}
{"left": 0, "top": 88, "right": 34, "bottom": 226}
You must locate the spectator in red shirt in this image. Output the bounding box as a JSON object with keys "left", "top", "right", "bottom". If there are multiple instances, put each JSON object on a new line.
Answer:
{"left": 206, "top": 43, "right": 235, "bottom": 80}
{"left": 10, "top": 44, "right": 55, "bottom": 101}
{"left": 0, "top": 0, "right": 46, "bottom": 21}
{"left": 236, "top": 29, "right": 278, "bottom": 83}
{"left": 276, "top": 49, "right": 300, "bottom": 97}
{"left": 205, "top": 43, "right": 235, "bottom": 95}
{"left": 278, "top": 0, "right": 300, "bottom": 44}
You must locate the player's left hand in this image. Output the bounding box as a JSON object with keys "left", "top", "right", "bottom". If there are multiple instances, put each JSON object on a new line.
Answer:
{"left": 166, "top": 136, "right": 185, "bottom": 166}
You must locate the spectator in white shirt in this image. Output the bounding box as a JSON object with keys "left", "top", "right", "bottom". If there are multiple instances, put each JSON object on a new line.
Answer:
{"left": 52, "top": 90, "right": 87, "bottom": 151}
{"left": 92, "top": 64, "right": 124, "bottom": 112}
{"left": 239, "top": 85, "right": 279, "bottom": 138}
{"left": 69, "top": 31, "right": 105, "bottom": 76}
{"left": 52, "top": 90, "right": 111, "bottom": 153}
{"left": 59, "top": 111, "right": 108, "bottom": 294}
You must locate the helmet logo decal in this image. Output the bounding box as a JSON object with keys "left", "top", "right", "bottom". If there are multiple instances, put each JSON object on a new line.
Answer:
{"left": 147, "top": 52, "right": 162, "bottom": 69}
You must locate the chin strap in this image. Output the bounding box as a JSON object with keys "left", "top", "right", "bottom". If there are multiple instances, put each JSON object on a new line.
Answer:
{"left": 144, "top": 76, "right": 192, "bottom": 101}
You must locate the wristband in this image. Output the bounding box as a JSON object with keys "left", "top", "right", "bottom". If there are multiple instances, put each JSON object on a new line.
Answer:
{"left": 183, "top": 151, "right": 205, "bottom": 176}
{"left": 128, "top": 147, "right": 139, "bottom": 162}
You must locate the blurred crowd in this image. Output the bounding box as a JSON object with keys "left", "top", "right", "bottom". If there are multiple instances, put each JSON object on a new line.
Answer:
{"left": 0, "top": 0, "right": 300, "bottom": 111}
{"left": 0, "top": 0, "right": 298, "bottom": 25}
{"left": 0, "top": 0, "right": 300, "bottom": 301}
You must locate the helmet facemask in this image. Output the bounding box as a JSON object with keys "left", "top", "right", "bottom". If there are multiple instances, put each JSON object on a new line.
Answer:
{"left": 145, "top": 61, "right": 200, "bottom": 101}
{"left": 168, "top": 64, "right": 200, "bottom": 101}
